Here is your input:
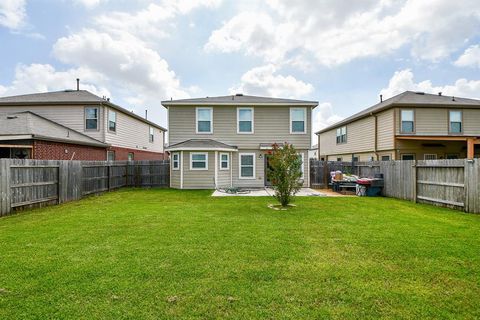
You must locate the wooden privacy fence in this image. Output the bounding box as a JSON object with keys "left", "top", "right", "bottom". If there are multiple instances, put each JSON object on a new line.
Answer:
{"left": 310, "top": 159, "right": 480, "bottom": 213}
{"left": 0, "top": 159, "right": 169, "bottom": 216}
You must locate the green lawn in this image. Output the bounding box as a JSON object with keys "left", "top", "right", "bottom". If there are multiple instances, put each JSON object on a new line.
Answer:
{"left": 0, "top": 189, "right": 479, "bottom": 319}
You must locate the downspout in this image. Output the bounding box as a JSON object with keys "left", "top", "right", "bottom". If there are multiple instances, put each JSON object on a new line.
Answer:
{"left": 371, "top": 112, "right": 379, "bottom": 160}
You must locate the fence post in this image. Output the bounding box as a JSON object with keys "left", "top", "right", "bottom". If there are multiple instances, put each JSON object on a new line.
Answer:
{"left": 412, "top": 160, "right": 417, "bottom": 203}
{"left": 107, "top": 164, "right": 111, "bottom": 191}
{"left": 0, "top": 159, "right": 12, "bottom": 216}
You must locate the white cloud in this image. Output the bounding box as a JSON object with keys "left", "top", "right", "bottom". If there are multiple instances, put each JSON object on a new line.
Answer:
{"left": 380, "top": 68, "right": 480, "bottom": 99}
{"left": 53, "top": 29, "right": 189, "bottom": 102}
{"left": 229, "top": 64, "right": 313, "bottom": 98}
{"left": 74, "top": 0, "right": 107, "bottom": 9}
{"left": 96, "top": 0, "right": 222, "bottom": 40}
{"left": 0, "top": 63, "right": 110, "bottom": 98}
{"left": 313, "top": 102, "right": 344, "bottom": 133}
{"left": 0, "top": 0, "right": 26, "bottom": 30}
{"left": 454, "top": 45, "right": 480, "bottom": 68}
{"left": 206, "top": 0, "right": 480, "bottom": 67}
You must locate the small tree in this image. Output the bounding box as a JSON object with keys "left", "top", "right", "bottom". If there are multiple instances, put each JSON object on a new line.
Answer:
{"left": 267, "top": 143, "right": 303, "bottom": 207}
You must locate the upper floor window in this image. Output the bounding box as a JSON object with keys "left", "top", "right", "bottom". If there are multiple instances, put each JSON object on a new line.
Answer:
{"left": 290, "top": 108, "right": 306, "bottom": 133}
{"left": 85, "top": 107, "right": 99, "bottom": 130}
{"left": 149, "top": 126, "right": 154, "bottom": 143}
{"left": 336, "top": 126, "right": 347, "bottom": 144}
{"left": 196, "top": 107, "right": 213, "bottom": 133}
{"left": 449, "top": 110, "right": 462, "bottom": 133}
{"left": 401, "top": 110, "right": 414, "bottom": 133}
{"left": 237, "top": 108, "right": 254, "bottom": 133}
{"left": 108, "top": 110, "right": 116, "bottom": 132}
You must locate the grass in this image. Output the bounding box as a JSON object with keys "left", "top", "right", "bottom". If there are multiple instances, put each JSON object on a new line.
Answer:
{"left": 0, "top": 189, "right": 479, "bottom": 319}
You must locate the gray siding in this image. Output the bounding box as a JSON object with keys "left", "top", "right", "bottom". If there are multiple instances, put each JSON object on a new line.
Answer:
{"left": 319, "top": 116, "right": 375, "bottom": 156}
{"left": 168, "top": 105, "right": 312, "bottom": 149}
{"left": 182, "top": 151, "right": 215, "bottom": 189}
{"left": 104, "top": 107, "right": 164, "bottom": 152}
{"left": 0, "top": 104, "right": 105, "bottom": 141}
{"left": 395, "top": 107, "right": 480, "bottom": 136}
{"left": 377, "top": 109, "right": 395, "bottom": 150}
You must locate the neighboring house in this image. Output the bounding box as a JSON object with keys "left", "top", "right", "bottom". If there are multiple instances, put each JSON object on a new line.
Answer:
{"left": 0, "top": 90, "right": 166, "bottom": 160}
{"left": 316, "top": 91, "right": 480, "bottom": 161}
{"left": 309, "top": 144, "right": 318, "bottom": 160}
{"left": 0, "top": 112, "right": 108, "bottom": 159}
{"left": 163, "top": 94, "right": 318, "bottom": 189}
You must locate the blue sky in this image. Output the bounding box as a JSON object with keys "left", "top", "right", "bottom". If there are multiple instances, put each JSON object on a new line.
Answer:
{"left": 1, "top": 0, "right": 480, "bottom": 139}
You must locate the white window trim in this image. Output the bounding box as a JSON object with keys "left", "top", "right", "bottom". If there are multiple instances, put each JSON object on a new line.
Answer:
{"left": 172, "top": 152, "right": 180, "bottom": 171}
{"left": 220, "top": 152, "right": 229, "bottom": 170}
{"left": 400, "top": 109, "right": 415, "bottom": 133}
{"left": 237, "top": 107, "right": 254, "bottom": 134}
{"left": 149, "top": 126, "right": 154, "bottom": 143}
{"left": 239, "top": 153, "right": 256, "bottom": 179}
{"left": 108, "top": 109, "right": 117, "bottom": 133}
{"left": 290, "top": 107, "right": 307, "bottom": 134}
{"left": 85, "top": 106, "right": 99, "bottom": 131}
{"left": 196, "top": 107, "right": 213, "bottom": 134}
{"left": 190, "top": 152, "right": 208, "bottom": 170}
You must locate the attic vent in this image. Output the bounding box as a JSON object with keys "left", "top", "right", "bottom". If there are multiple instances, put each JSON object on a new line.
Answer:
{"left": 415, "top": 91, "right": 425, "bottom": 95}
{"left": 235, "top": 93, "right": 244, "bottom": 96}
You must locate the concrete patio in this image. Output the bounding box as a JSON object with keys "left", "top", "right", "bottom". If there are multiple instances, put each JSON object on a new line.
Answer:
{"left": 212, "top": 188, "right": 327, "bottom": 197}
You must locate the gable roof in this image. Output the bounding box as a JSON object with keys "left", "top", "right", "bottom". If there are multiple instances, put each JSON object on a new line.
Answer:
{"left": 0, "top": 90, "right": 167, "bottom": 132}
{"left": 162, "top": 94, "right": 318, "bottom": 106}
{"left": 316, "top": 91, "right": 480, "bottom": 134}
{"left": 165, "top": 139, "right": 238, "bottom": 151}
{"left": 0, "top": 111, "right": 108, "bottom": 147}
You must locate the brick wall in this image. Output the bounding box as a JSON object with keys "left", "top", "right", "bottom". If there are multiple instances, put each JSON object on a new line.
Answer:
{"left": 33, "top": 140, "right": 107, "bottom": 160}
{"left": 108, "top": 146, "right": 165, "bottom": 160}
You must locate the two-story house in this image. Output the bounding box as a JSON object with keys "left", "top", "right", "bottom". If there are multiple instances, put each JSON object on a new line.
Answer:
{"left": 0, "top": 89, "right": 166, "bottom": 160}
{"left": 163, "top": 94, "right": 318, "bottom": 189}
{"left": 316, "top": 91, "right": 480, "bottom": 161}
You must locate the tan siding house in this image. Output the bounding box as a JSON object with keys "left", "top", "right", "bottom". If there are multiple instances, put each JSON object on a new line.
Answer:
{"left": 164, "top": 94, "right": 317, "bottom": 189}
{"left": 317, "top": 91, "right": 480, "bottom": 161}
{"left": 0, "top": 90, "right": 166, "bottom": 160}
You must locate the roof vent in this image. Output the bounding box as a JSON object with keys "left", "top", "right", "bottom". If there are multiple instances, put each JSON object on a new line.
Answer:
{"left": 235, "top": 93, "right": 244, "bottom": 96}
{"left": 6, "top": 115, "right": 17, "bottom": 119}
{"left": 415, "top": 91, "right": 425, "bottom": 95}
{"left": 452, "top": 96, "right": 455, "bottom": 101}
{"left": 64, "top": 89, "right": 75, "bottom": 92}
{"left": 438, "top": 92, "right": 442, "bottom": 96}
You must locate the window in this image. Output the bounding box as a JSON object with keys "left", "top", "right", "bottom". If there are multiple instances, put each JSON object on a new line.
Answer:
{"left": 401, "top": 110, "right": 414, "bottom": 133}
{"left": 85, "top": 107, "right": 99, "bottom": 130}
{"left": 237, "top": 108, "right": 254, "bottom": 133}
{"left": 446, "top": 154, "right": 458, "bottom": 159}
{"left": 297, "top": 153, "right": 304, "bottom": 179}
{"left": 449, "top": 111, "right": 462, "bottom": 133}
{"left": 424, "top": 154, "right": 437, "bottom": 160}
{"left": 336, "top": 157, "right": 342, "bottom": 161}
{"left": 190, "top": 152, "right": 208, "bottom": 170}
{"left": 220, "top": 153, "right": 229, "bottom": 170}
{"left": 128, "top": 152, "right": 134, "bottom": 161}
{"left": 107, "top": 151, "right": 115, "bottom": 161}
{"left": 290, "top": 108, "right": 306, "bottom": 133}
{"left": 196, "top": 107, "right": 213, "bottom": 133}
{"left": 353, "top": 156, "right": 359, "bottom": 162}
{"left": 239, "top": 153, "right": 255, "bottom": 178}
{"left": 336, "top": 126, "right": 347, "bottom": 144}
{"left": 401, "top": 154, "right": 415, "bottom": 160}
{"left": 108, "top": 110, "right": 116, "bottom": 132}
{"left": 149, "top": 127, "right": 154, "bottom": 143}
{"left": 381, "top": 155, "right": 391, "bottom": 161}
{"left": 172, "top": 152, "right": 180, "bottom": 170}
